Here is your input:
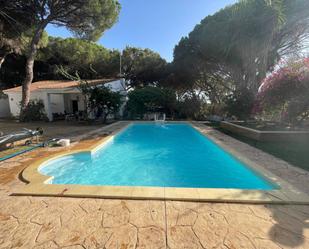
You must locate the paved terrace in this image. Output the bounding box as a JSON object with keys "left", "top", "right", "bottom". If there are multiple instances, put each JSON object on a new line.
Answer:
{"left": 0, "top": 121, "right": 309, "bottom": 248}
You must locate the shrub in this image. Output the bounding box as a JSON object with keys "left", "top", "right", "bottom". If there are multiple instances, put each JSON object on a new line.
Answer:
{"left": 127, "top": 87, "right": 176, "bottom": 119}
{"left": 176, "top": 96, "right": 202, "bottom": 120}
{"left": 79, "top": 81, "right": 122, "bottom": 123}
{"left": 255, "top": 58, "right": 309, "bottom": 125}
{"left": 224, "top": 88, "right": 255, "bottom": 120}
{"left": 19, "top": 99, "right": 48, "bottom": 122}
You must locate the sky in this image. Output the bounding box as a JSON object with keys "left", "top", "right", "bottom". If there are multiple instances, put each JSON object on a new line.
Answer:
{"left": 46, "top": 0, "right": 237, "bottom": 62}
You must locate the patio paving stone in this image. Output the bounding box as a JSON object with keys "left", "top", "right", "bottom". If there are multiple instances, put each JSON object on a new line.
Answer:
{"left": 1, "top": 121, "right": 309, "bottom": 248}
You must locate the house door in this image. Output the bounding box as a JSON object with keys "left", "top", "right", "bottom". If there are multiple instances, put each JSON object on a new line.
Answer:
{"left": 72, "top": 100, "right": 78, "bottom": 113}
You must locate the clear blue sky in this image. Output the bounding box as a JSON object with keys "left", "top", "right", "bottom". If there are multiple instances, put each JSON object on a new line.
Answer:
{"left": 46, "top": 0, "right": 237, "bottom": 62}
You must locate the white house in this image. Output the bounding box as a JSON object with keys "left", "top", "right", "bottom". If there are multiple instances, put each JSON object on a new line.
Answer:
{"left": 3, "top": 78, "right": 126, "bottom": 121}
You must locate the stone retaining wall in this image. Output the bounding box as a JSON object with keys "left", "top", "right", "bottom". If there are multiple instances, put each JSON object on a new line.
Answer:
{"left": 220, "top": 121, "right": 309, "bottom": 142}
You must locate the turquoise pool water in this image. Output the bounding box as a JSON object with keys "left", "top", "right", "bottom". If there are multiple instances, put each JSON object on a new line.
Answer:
{"left": 40, "top": 123, "right": 275, "bottom": 189}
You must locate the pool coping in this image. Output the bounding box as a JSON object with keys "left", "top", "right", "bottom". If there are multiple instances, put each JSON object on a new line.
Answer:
{"left": 13, "top": 121, "right": 309, "bottom": 204}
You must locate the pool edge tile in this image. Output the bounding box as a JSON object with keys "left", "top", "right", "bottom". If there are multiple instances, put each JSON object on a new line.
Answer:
{"left": 131, "top": 187, "right": 165, "bottom": 199}
{"left": 164, "top": 187, "right": 200, "bottom": 201}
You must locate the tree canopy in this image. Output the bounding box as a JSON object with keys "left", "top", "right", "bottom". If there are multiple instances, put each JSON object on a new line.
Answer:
{"left": 0, "top": 1, "right": 37, "bottom": 67}
{"left": 38, "top": 37, "right": 119, "bottom": 79}
{"left": 0, "top": 39, "right": 171, "bottom": 90}
{"left": 170, "top": 0, "right": 309, "bottom": 119}
{"left": 174, "top": 0, "right": 309, "bottom": 91}
{"left": 121, "top": 46, "right": 167, "bottom": 89}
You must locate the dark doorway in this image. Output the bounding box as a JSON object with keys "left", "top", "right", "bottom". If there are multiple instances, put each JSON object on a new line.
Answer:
{"left": 72, "top": 100, "right": 78, "bottom": 113}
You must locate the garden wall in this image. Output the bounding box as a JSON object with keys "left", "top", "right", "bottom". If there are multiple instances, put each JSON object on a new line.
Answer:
{"left": 220, "top": 121, "right": 309, "bottom": 142}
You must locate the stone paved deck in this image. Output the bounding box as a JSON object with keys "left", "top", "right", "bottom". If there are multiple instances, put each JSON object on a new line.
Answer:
{"left": 1, "top": 121, "right": 309, "bottom": 248}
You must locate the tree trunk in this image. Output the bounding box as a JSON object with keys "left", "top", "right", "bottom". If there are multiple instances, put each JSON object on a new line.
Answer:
{"left": 0, "top": 51, "right": 11, "bottom": 70}
{"left": 21, "top": 56, "right": 35, "bottom": 109}
{"left": 21, "top": 21, "right": 48, "bottom": 112}
{"left": 0, "top": 56, "right": 5, "bottom": 69}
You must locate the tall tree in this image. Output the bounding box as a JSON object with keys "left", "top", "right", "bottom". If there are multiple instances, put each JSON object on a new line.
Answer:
{"left": 174, "top": 0, "right": 309, "bottom": 92}
{"left": 121, "top": 46, "right": 167, "bottom": 89}
{"left": 172, "top": 0, "right": 309, "bottom": 118}
{"left": 0, "top": 1, "right": 36, "bottom": 68}
{"left": 1, "top": 0, "right": 120, "bottom": 112}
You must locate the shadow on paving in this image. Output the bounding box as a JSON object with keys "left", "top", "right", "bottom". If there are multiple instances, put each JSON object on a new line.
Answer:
{"left": 168, "top": 197, "right": 309, "bottom": 248}
{"left": 268, "top": 204, "right": 309, "bottom": 248}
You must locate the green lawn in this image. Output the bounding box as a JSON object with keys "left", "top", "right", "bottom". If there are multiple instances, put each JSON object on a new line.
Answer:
{"left": 206, "top": 122, "right": 309, "bottom": 172}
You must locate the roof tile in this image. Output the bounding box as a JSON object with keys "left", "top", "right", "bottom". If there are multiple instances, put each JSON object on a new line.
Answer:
{"left": 4, "top": 79, "right": 119, "bottom": 93}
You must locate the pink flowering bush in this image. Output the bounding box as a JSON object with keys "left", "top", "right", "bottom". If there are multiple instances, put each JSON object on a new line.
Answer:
{"left": 254, "top": 58, "right": 309, "bottom": 125}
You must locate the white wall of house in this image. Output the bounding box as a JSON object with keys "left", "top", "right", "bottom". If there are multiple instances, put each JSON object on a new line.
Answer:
{"left": 0, "top": 96, "right": 10, "bottom": 118}
{"left": 5, "top": 91, "right": 55, "bottom": 121}
{"left": 6, "top": 92, "right": 88, "bottom": 120}
{"left": 50, "top": 94, "right": 65, "bottom": 114}
{"left": 7, "top": 92, "right": 22, "bottom": 117}
{"left": 6, "top": 91, "right": 47, "bottom": 117}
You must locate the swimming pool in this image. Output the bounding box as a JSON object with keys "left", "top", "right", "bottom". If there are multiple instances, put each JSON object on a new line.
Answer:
{"left": 39, "top": 123, "right": 276, "bottom": 190}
